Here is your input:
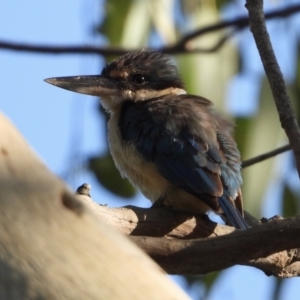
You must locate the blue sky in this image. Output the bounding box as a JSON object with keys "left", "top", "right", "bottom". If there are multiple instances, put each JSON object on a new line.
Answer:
{"left": 0, "top": 1, "right": 127, "bottom": 205}
{"left": 1, "top": 1, "right": 299, "bottom": 299}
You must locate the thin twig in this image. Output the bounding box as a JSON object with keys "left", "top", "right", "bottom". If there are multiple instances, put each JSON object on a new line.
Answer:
{"left": 246, "top": 0, "right": 300, "bottom": 178}
{"left": 181, "top": 29, "right": 239, "bottom": 54}
{"left": 0, "top": 4, "right": 300, "bottom": 56}
{"left": 0, "top": 33, "right": 234, "bottom": 56}
{"left": 163, "top": 4, "right": 300, "bottom": 53}
{"left": 0, "top": 41, "right": 129, "bottom": 56}
{"left": 242, "top": 144, "right": 291, "bottom": 168}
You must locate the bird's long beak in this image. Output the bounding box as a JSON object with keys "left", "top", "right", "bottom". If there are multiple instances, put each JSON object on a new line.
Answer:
{"left": 44, "top": 75, "right": 119, "bottom": 97}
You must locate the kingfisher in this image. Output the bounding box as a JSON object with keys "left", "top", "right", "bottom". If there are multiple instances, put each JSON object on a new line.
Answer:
{"left": 45, "top": 49, "right": 248, "bottom": 229}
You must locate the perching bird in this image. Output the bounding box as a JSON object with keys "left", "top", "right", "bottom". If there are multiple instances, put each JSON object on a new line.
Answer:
{"left": 45, "top": 50, "right": 248, "bottom": 229}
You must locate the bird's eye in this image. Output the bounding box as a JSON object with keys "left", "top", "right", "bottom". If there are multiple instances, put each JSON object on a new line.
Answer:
{"left": 132, "top": 74, "right": 147, "bottom": 85}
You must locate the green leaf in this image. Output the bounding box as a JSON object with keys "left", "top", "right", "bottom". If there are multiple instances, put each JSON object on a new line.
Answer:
{"left": 282, "top": 184, "right": 299, "bottom": 217}
{"left": 183, "top": 271, "right": 221, "bottom": 297}
{"left": 239, "top": 78, "right": 287, "bottom": 217}
{"left": 89, "top": 152, "right": 136, "bottom": 199}
{"left": 98, "top": 0, "right": 133, "bottom": 46}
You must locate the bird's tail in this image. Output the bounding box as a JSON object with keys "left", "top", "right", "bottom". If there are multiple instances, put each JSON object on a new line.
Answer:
{"left": 218, "top": 196, "right": 249, "bottom": 229}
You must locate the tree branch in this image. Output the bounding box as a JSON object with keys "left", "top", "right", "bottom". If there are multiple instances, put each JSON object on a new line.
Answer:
{"left": 0, "top": 112, "right": 189, "bottom": 300}
{"left": 163, "top": 4, "right": 300, "bottom": 54}
{"left": 246, "top": 0, "right": 300, "bottom": 178}
{"left": 131, "top": 216, "right": 300, "bottom": 276}
{"left": 242, "top": 144, "right": 291, "bottom": 168}
{"left": 1, "top": 108, "right": 300, "bottom": 280}
{"left": 77, "top": 194, "right": 300, "bottom": 277}
{"left": 0, "top": 4, "right": 300, "bottom": 56}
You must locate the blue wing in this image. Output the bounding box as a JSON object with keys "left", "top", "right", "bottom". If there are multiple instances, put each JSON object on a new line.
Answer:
{"left": 119, "top": 96, "right": 248, "bottom": 229}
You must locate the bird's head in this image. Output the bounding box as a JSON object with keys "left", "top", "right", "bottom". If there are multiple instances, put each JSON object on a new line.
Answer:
{"left": 45, "top": 50, "right": 186, "bottom": 113}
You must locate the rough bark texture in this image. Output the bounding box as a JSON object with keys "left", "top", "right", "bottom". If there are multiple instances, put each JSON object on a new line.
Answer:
{"left": 78, "top": 197, "right": 300, "bottom": 277}
{"left": 0, "top": 112, "right": 189, "bottom": 300}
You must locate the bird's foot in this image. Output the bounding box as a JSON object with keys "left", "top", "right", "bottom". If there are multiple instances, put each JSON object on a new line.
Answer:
{"left": 261, "top": 215, "right": 283, "bottom": 223}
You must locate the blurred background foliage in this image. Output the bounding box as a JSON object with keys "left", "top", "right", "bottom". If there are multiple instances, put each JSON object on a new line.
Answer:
{"left": 78, "top": 0, "right": 300, "bottom": 298}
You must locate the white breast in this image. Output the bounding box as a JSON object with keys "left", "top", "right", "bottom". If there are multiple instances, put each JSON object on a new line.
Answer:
{"left": 107, "top": 111, "right": 170, "bottom": 203}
